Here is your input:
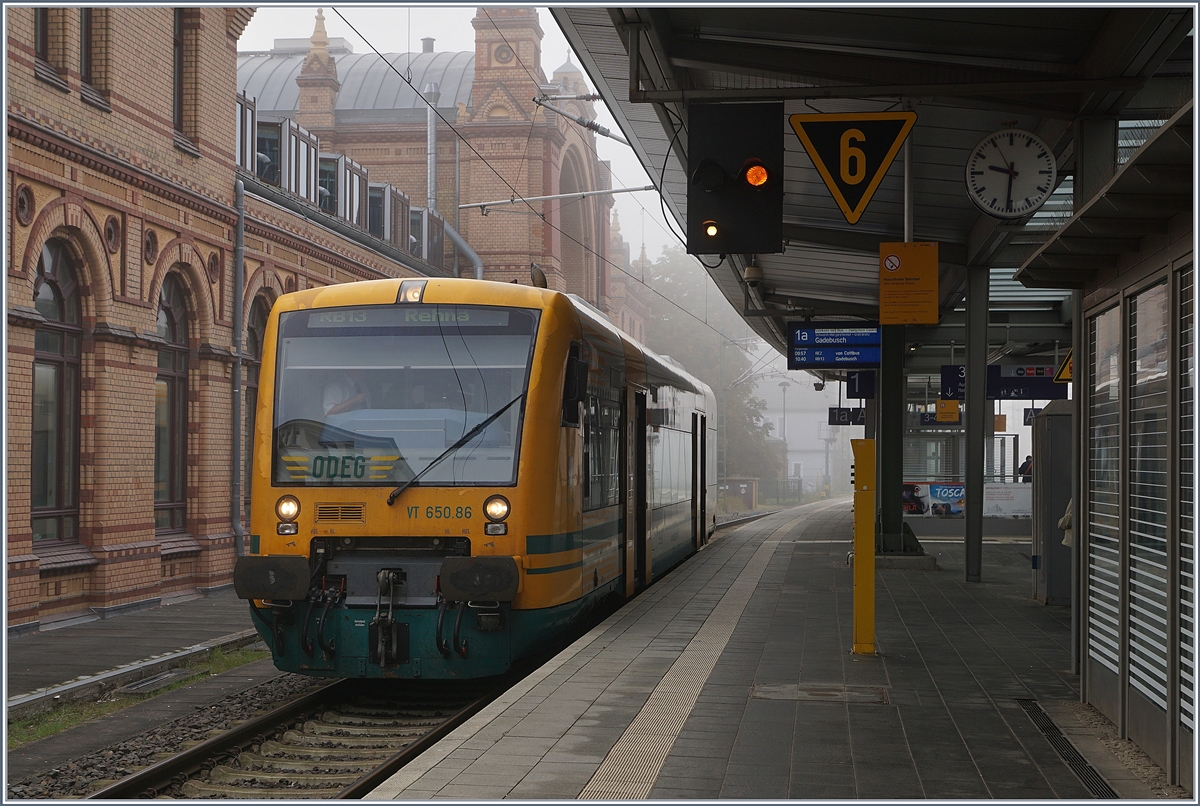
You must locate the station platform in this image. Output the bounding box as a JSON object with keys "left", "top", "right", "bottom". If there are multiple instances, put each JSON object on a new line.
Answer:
{"left": 369, "top": 498, "right": 1155, "bottom": 800}
{"left": 6, "top": 586, "right": 255, "bottom": 700}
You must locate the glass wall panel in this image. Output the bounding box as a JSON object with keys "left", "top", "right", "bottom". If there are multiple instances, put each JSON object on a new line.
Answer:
{"left": 1181, "top": 265, "right": 1195, "bottom": 729}
{"left": 1128, "top": 281, "right": 1170, "bottom": 709}
{"left": 1088, "top": 306, "right": 1122, "bottom": 674}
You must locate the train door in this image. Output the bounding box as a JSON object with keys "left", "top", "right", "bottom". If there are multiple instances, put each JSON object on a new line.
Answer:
{"left": 692, "top": 413, "right": 701, "bottom": 551}
{"left": 634, "top": 391, "right": 648, "bottom": 591}
{"left": 700, "top": 414, "right": 708, "bottom": 545}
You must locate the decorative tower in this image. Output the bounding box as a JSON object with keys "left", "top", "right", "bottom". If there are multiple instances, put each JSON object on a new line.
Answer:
{"left": 610, "top": 207, "right": 631, "bottom": 273}
{"left": 295, "top": 9, "right": 340, "bottom": 132}
{"left": 468, "top": 7, "right": 543, "bottom": 122}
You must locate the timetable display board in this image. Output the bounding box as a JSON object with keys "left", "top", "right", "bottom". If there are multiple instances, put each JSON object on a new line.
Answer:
{"left": 788, "top": 321, "right": 881, "bottom": 370}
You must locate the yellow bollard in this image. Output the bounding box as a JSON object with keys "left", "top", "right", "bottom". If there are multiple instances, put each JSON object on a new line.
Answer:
{"left": 851, "top": 439, "right": 876, "bottom": 655}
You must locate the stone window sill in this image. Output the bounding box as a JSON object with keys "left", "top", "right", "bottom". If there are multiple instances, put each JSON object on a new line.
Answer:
{"left": 174, "top": 131, "right": 200, "bottom": 158}
{"left": 34, "top": 59, "right": 69, "bottom": 93}
{"left": 34, "top": 541, "right": 99, "bottom": 573}
{"left": 159, "top": 532, "right": 202, "bottom": 557}
{"left": 81, "top": 83, "right": 112, "bottom": 113}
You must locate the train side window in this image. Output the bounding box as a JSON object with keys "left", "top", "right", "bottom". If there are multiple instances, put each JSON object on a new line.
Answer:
{"left": 561, "top": 343, "right": 585, "bottom": 426}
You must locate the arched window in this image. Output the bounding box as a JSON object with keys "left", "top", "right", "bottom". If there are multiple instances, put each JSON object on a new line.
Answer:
{"left": 32, "top": 240, "right": 81, "bottom": 543}
{"left": 243, "top": 297, "right": 270, "bottom": 522}
{"left": 155, "top": 274, "right": 189, "bottom": 533}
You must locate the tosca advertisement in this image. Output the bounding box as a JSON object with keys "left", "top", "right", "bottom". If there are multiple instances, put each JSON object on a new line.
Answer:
{"left": 902, "top": 482, "right": 1031, "bottom": 518}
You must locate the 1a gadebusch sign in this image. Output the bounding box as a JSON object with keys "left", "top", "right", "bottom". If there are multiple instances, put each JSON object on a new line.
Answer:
{"left": 788, "top": 321, "right": 881, "bottom": 370}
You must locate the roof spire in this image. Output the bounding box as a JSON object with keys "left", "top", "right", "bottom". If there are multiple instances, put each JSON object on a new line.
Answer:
{"left": 300, "top": 7, "right": 338, "bottom": 81}
{"left": 312, "top": 8, "right": 329, "bottom": 50}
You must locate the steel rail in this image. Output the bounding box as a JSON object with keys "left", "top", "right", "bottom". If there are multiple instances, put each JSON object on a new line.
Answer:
{"left": 86, "top": 680, "right": 347, "bottom": 799}
{"left": 335, "top": 691, "right": 494, "bottom": 799}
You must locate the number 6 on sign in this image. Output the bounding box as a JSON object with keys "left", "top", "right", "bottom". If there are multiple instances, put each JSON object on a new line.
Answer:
{"left": 840, "top": 129, "right": 866, "bottom": 184}
{"left": 790, "top": 111, "right": 917, "bottom": 225}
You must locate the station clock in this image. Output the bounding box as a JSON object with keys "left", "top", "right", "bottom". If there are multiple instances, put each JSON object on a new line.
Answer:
{"left": 965, "top": 129, "right": 1057, "bottom": 219}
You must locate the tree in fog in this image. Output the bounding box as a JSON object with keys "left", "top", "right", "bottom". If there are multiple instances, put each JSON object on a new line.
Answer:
{"left": 638, "top": 245, "right": 781, "bottom": 485}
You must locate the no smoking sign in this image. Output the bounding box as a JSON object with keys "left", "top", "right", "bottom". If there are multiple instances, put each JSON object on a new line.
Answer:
{"left": 879, "top": 242, "right": 938, "bottom": 325}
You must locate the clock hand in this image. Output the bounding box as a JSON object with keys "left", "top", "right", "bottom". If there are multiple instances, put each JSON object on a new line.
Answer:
{"left": 995, "top": 145, "right": 1017, "bottom": 176}
{"left": 988, "top": 165, "right": 1016, "bottom": 175}
{"left": 1006, "top": 170, "right": 1014, "bottom": 211}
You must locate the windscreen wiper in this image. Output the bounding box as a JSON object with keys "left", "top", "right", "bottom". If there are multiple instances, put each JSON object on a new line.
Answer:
{"left": 386, "top": 393, "right": 524, "bottom": 506}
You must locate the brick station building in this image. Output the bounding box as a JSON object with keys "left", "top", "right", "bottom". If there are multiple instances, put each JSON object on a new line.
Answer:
{"left": 6, "top": 6, "right": 649, "bottom": 632}
{"left": 237, "top": 7, "right": 647, "bottom": 336}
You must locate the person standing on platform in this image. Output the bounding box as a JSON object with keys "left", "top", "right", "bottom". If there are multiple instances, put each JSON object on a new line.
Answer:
{"left": 1019, "top": 454, "right": 1033, "bottom": 483}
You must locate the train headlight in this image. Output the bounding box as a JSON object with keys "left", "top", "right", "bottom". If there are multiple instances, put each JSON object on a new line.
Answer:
{"left": 484, "top": 495, "right": 510, "bottom": 522}
{"left": 276, "top": 495, "right": 301, "bottom": 522}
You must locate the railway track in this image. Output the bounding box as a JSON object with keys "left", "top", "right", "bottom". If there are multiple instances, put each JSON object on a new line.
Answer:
{"left": 87, "top": 678, "right": 497, "bottom": 799}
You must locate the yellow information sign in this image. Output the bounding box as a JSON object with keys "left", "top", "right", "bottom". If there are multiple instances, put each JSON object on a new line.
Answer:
{"left": 789, "top": 111, "right": 916, "bottom": 225}
{"left": 879, "top": 241, "right": 939, "bottom": 325}
{"left": 994, "top": 414, "right": 1008, "bottom": 433}
{"left": 936, "top": 399, "right": 960, "bottom": 422}
{"left": 1054, "top": 349, "right": 1073, "bottom": 383}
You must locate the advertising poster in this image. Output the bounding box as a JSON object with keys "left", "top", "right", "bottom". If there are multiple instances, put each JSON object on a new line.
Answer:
{"left": 903, "top": 482, "right": 964, "bottom": 517}
{"left": 903, "top": 482, "right": 1031, "bottom": 518}
{"left": 983, "top": 483, "right": 1032, "bottom": 518}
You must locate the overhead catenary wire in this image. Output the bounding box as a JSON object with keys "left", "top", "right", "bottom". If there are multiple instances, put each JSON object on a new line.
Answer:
{"left": 330, "top": 8, "right": 750, "bottom": 345}
{"left": 532, "top": 97, "right": 629, "bottom": 145}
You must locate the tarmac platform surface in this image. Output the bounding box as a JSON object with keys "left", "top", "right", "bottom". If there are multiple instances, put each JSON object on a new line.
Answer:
{"left": 368, "top": 498, "right": 1148, "bottom": 799}
{"left": 5, "top": 499, "right": 1161, "bottom": 798}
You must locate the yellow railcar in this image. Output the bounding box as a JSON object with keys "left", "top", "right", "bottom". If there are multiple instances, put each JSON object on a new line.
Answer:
{"left": 235, "top": 277, "right": 715, "bottom": 678}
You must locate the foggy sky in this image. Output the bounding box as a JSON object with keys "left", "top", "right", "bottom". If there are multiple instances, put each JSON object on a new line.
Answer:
{"left": 238, "top": 6, "right": 679, "bottom": 263}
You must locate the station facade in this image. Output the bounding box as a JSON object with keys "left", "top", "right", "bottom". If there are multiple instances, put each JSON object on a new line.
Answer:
{"left": 6, "top": 6, "right": 647, "bottom": 632}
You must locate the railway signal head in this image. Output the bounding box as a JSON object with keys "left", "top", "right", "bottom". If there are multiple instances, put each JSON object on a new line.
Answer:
{"left": 687, "top": 102, "right": 784, "bottom": 256}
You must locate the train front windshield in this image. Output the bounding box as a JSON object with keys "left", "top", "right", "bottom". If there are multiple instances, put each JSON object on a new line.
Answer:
{"left": 272, "top": 304, "right": 539, "bottom": 487}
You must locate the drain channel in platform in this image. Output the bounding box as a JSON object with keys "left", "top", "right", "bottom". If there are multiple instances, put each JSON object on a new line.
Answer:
{"left": 1016, "top": 698, "right": 1119, "bottom": 799}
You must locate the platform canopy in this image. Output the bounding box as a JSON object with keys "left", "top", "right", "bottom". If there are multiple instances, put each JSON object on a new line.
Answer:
{"left": 551, "top": 7, "right": 1193, "bottom": 368}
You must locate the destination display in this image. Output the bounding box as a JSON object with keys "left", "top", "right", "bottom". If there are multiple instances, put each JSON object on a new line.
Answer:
{"left": 307, "top": 308, "right": 511, "bottom": 329}
{"left": 788, "top": 321, "right": 881, "bottom": 370}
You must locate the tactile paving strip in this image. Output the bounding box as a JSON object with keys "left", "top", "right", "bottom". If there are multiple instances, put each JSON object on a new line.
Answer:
{"left": 579, "top": 513, "right": 806, "bottom": 799}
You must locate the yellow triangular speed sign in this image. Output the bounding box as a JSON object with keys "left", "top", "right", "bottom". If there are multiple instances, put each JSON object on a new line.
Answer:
{"left": 789, "top": 112, "right": 917, "bottom": 225}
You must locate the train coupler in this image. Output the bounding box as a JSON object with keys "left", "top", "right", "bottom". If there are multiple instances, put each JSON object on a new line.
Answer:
{"left": 370, "top": 569, "right": 408, "bottom": 666}
{"left": 316, "top": 577, "right": 345, "bottom": 658}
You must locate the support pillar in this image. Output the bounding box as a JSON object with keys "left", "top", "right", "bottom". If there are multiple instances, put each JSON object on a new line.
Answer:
{"left": 879, "top": 325, "right": 905, "bottom": 552}
{"left": 965, "top": 265, "right": 989, "bottom": 582}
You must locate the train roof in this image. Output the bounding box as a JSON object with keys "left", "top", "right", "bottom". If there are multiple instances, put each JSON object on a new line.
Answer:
{"left": 270, "top": 278, "right": 712, "bottom": 401}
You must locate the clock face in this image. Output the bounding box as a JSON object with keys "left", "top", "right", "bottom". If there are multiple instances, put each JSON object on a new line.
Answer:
{"left": 965, "top": 129, "right": 1057, "bottom": 219}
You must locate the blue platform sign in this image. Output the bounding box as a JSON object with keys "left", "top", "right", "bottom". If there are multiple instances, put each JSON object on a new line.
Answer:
{"left": 788, "top": 321, "right": 881, "bottom": 370}
{"left": 940, "top": 365, "right": 1068, "bottom": 401}
{"left": 846, "top": 370, "right": 876, "bottom": 399}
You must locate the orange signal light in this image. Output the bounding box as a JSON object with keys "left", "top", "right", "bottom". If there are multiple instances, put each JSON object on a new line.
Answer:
{"left": 745, "top": 163, "right": 769, "bottom": 187}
